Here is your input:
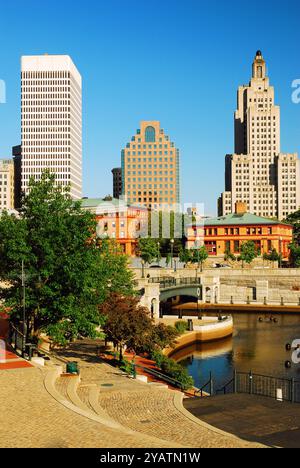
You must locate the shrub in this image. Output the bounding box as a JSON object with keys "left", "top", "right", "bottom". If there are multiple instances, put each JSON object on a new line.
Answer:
{"left": 150, "top": 349, "right": 165, "bottom": 368}
{"left": 174, "top": 320, "right": 189, "bottom": 334}
{"left": 150, "top": 350, "right": 194, "bottom": 391}
{"left": 119, "top": 357, "right": 135, "bottom": 375}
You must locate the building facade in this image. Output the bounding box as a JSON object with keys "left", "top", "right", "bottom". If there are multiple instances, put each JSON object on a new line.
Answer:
{"left": 21, "top": 55, "right": 82, "bottom": 199}
{"left": 0, "top": 159, "right": 14, "bottom": 210}
{"left": 121, "top": 121, "right": 180, "bottom": 210}
{"left": 81, "top": 197, "right": 148, "bottom": 256}
{"left": 187, "top": 203, "right": 293, "bottom": 259}
{"left": 12, "top": 145, "right": 22, "bottom": 209}
{"left": 111, "top": 167, "right": 122, "bottom": 199}
{"left": 218, "top": 51, "right": 300, "bottom": 220}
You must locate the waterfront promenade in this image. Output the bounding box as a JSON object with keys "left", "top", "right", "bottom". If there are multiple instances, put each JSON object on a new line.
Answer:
{"left": 184, "top": 393, "right": 300, "bottom": 448}
{"left": 0, "top": 338, "right": 263, "bottom": 448}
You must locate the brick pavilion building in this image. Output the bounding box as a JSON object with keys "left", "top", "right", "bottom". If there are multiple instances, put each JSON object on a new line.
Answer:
{"left": 187, "top": 202, "right": 293, "bottom": 260}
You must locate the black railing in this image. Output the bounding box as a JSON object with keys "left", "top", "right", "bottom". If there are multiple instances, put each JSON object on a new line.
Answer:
{"left": 217, "top": 370, "right": 300, "bottom": 403}
{"left": 148, "top": 277, "right": 201, "bottom": 289}
{"left": 194, "top": 372, "right": 214, "bottom": 397}
{"left": 135, "top": 363, "right": 186, "bottom": 391}
{"left": 9, "top": 324, "right": 25, "bottom": 356}
{"left": 8, "top": 323, "right": 37, "bottom": 360}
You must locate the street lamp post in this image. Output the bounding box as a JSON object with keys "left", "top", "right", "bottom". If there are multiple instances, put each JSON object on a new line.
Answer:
{"left": 195, "top": 236, "right": 200, "bottom": 273}
{"left": 157, "top": 241, "right": 160, "bottom": 265}
{"left": 279, "top": 237, "right": 282, "bottom": 268}
{"left": 170, "top": 239, "right": 174, "bottom": 269}
{"left": 141, "top": 259, "right": 145, "bottom": 279}
{"left": 21, "top": 260, "right": 26, "bottom": 357}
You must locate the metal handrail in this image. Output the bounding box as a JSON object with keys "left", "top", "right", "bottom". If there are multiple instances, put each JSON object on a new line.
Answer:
{"left": 216, "top": 377, "right": 234, "bottom": 395}
{"left": 216, "top": 370, "right": 300, "bottom": 403}
{"left": 9, "top": 323, "right": 25, "bottom": 338}
{"left": 148, "top": 277, "right": 201, "bottom": 286}
{"left": 135, "top": 363, "right": 185, "bottom": 390}
{"left": 194, "top": 372, "right": 214, "bottom": 397}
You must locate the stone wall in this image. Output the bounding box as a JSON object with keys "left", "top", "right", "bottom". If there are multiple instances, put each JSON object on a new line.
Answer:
{"left": 134, "top": 268, "right": 300, "bottom": 307}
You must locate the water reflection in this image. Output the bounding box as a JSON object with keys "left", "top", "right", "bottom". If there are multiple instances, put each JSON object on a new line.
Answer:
{"left": 173, "top": 312, "right": 300, "bottom": 390}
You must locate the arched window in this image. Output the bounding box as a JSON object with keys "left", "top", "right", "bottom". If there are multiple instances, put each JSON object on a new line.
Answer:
{"left": 257, "top": 66, "right": 262, "bottom": 78}
{"left": 145, "top": 126, "right": 156, "bottom": 142}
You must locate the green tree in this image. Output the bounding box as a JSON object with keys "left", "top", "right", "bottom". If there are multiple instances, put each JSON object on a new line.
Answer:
{"left": 137, "top": 238, "right": 159, "bottom": 265}
{"left": 285, "top": 210, "right": 300, "bottom": 245}
{"left": 191, "top": 246, "right": 208, "bottom": 272}
{"left": 263, "top": 248, "right": 281, "bottom": 263}
{"left": 147, "top": 211, "right": 187, "bottom": 256}
{"left": 0, "top": 171, "right": 134, "bottom": 345}
{"left": 140, "top": 323, "right": 179, "bottom": 354}
{"left": 289, "top": 243, "right": 300, "bottom": 268}
{"left": 239, "top": 241, "right": 258, "bottom": 267}
{"left": 224, "top": 248, "right": 236, "bottom": 263}
{"left": 179, "top": 247, "right": 192, "bottom": 264}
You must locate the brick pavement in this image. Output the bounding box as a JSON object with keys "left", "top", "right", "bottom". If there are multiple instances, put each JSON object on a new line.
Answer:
{"left": 185, "top": 393, "right": 300, "bottom": 448}
{"left": 0, "top": 367, "right": 174, "bottom": 448}
{"left": 0, "top": 338, "right": 265, "bottom": 448}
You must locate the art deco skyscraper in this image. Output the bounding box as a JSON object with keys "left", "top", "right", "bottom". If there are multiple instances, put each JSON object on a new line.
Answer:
{"left": 21, "top": 55, "right": 82, "bottom": 199}
{"left": 218, "top": 51, "right": 299, "bottom": 220}
{"left": 121, "top": 121, "right": 180, "bottom": 210}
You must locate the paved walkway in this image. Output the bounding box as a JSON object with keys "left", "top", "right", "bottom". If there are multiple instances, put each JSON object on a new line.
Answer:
{"left": 51, "top": 340, "right": 263, "bottom": 448}
{"left": 0, "top": 366, "right": 172, "bottom": 448}
{"left": 184, "top": 393, "right": 300, "bottom": 448}
{"left": 0, "top": 336, "right": 264, "bottom": 448}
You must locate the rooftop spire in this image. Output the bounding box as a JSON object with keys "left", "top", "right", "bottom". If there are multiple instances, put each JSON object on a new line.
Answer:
{"left": 252, "top": 50, "right": 266, "bottom": 79}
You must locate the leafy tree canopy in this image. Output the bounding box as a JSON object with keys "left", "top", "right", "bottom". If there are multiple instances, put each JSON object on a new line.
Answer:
{"left": 285, "top": 210, "right": 300, "bottom": 245}
{"left": 263, "top": 248, "right": 281, "bottom": 262}
{"left": 0, "top": 171, "right": 134, "bottom": 345}
{"left": 137, "top": 238, "right": 160, "bottom": 265}
{"left": 289, "top": 242, "right": 300, "bottom": 268}
{"left": 99, "top": 293, "right": 154, "bottom": 361}
{"left": 238, "top": 241, "right": 258, "bottom": 266}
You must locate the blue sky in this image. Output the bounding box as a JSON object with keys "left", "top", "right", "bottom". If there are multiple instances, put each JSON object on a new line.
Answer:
{"left": 0, "top": 0, "right": 299, "bottom": 214}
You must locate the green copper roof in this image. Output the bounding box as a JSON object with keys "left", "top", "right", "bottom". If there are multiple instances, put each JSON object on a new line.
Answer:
{"left": 80, "top": 198, "right": 147, "bottom": 211}
{"left": 81, "top": 198, "right": 121, "bottom": 208}
{"left": 195, "top": 213, "right": 286, "bottom": 226}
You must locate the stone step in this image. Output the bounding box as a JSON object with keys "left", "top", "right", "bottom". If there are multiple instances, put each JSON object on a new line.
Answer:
{"left": 46, "top": 367, "right": 134, "bottom": 432}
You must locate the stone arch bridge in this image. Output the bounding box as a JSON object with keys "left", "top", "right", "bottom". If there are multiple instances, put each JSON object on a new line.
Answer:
{"left": 137, "top": 276, "right": 220, "bottom": 319}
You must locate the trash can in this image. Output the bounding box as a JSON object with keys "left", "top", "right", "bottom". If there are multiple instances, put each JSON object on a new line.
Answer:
{"left": 66, "top": 361, "right": 79, "bottom": 374}
{"left": 187, "top": 319, "right": 193, "bottom": 331}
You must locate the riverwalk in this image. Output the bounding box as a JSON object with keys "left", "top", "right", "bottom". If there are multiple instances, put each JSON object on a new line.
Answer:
{"left": 0, "top": 337, "right": 263, "bottom": 448}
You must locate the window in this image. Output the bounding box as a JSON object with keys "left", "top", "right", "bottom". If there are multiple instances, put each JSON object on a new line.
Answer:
{"left": 234, "top": 240, "right": 240, "bottom": 253}
{"left": 145, "top": 126, "right": 155, "bottom": 142}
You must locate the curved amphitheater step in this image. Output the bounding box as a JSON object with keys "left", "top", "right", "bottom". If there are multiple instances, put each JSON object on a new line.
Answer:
{"left": 45, "top": 366, "right": 181, "bottom": 447}
{"left": 64, "top": 363, "right": 264, "bottom": 448}
{"left": 97, "top": 386, "right": 265, "bottom": 448}
{"left": 46, "top": 364, "right": 264, "bottom": 448}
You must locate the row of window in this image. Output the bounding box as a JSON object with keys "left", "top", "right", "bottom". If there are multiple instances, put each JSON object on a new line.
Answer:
{"left": 22, "top": 71, "right": 71, "bottom": 79}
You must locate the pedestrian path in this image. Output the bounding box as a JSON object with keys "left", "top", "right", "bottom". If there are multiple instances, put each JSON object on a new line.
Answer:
{"left": 50, "top": 339, "right": 264, "bottom": 448}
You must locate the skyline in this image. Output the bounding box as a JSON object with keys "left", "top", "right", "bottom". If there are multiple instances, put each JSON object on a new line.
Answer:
{"left": 0, "top": 0, "right": 299, "bottom": 214}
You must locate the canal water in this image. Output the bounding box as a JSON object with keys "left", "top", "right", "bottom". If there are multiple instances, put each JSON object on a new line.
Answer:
{"left": 171, "top": 312, "right": 300, "bottom": 390}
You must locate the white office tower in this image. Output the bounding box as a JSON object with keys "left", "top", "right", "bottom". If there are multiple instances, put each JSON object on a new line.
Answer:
{"left": 218, "top": 51, "right": 300, "bottom": 220}
{"left": 21, "top": 55, "right": 82, "bottom": 199}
